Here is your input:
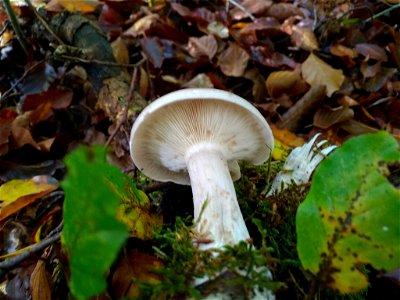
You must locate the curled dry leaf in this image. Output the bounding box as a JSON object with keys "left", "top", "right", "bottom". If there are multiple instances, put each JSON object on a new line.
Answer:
{"left": 230, "top": 0, "right": 272, "bottom": 20}
{"left": 183, "top": 73, "right": 214, "bottom": 88}
{"left": 112, "top": 37, "right": 129, "bottom": 65}
{"left": 187, "top": 35, "right": 218, "bottom": 60}
{"left": 281, "top": 18, "right": 319, "bottom": 51}
{"left": 301, "top": 53, "right": 345, "bottom": 97}
{"left": 124, "top": 14, "right": 159, "bottom": 37}
{"left": 252, "top": 45, "right": 298, "bottom": 69}
{"left": 313, "top": 106, "right": 354, "bottom": 129}
{"left": 30, "top": 260, "right": 51, "bottom": 300}
{"left": 218, "top": 43, "right": 250, "bottom": 77}
{"left": 267, "top": 2, "right": 304, "bottom": 22}
{"left": 355, "top": 43, "right": 388, "bottom": 62}
{"left": 266, "top": 70, "right": 309, "bottom": 99}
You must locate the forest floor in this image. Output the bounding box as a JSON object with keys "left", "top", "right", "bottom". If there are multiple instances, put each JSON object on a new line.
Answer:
{"left": 0, "top": 1, "right": 399, "bottom": 299}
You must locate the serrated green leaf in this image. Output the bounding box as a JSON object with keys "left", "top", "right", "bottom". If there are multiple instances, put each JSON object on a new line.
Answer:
{"left": 296, "top": 131, "right": 400, "bottom": 293}
{"left": 61, "top": 146, "right": 128, "bottom": 299}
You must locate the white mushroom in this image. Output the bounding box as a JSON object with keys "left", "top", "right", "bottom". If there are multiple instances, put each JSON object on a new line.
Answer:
{"left": 129, "top": 88, "right": 274, "bottom": 251}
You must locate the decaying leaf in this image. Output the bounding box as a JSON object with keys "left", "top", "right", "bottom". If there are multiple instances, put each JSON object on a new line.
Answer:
{"left": 111, "top": 249, "right": 163, "bottom": 299}
{"left": 218, "top": 43, "right": 250, "bottom": 77}
{"left": 58, "top": 0, "right": 99, "bottom": 13}
{"left": 296, "top": 131, "right": 400, "bottom": 293}
{"left": 266, "top": 70, "right": 309, "bottom": 99}
{"left": 301, "top": 53, "right": 345, "bottom": 97}
{"left": 30, "top": 260, "right": 51, "bottom": 300}
{"left": 313, "top": 106, "right": 354, "bottom": 129}
{"left": 187, "top": 35, "right": 218, "bottom": 60}
{"left": 0, "top": 176, "right": 59, "bottom": 221}
{"left": 117, "top": 186, "right": 162, "bottom": 240}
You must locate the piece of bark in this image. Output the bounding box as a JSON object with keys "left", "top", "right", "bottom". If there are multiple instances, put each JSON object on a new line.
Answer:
{"left": 277, "top": 85, "right": 326, "bottom": 131}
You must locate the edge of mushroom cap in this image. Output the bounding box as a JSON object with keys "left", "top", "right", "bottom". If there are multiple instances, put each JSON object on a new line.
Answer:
{"left": 130, "top": 88, "right": 274, "bottom": 184}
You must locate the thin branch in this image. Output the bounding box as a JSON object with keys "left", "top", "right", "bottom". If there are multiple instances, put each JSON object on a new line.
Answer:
{"left": 0, "top": 60, "right": 44, "bottom": 102}
{"left": 24, "top": 0, "right": 65, "bottom": 45}
{"left": 365, "top": 3, "right": 400, "bottom": 23}
{"left": 228, "top": 0, "right": 256, "bottom": 21}
{"left": 57, "top": 55, "right": 145, "bottom": 68}
{"left": 0, "top": 231, "right": 61, "bottom": 278}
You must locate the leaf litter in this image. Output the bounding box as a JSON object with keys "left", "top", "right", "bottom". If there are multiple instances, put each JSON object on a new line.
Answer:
{"left": 0, "top": 0, "right": 399, "bottom": 299}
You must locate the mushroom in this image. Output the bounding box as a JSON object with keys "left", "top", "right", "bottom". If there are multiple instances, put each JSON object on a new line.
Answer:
{"left": 129, "top": 88, "right": 274, "bottom": 250}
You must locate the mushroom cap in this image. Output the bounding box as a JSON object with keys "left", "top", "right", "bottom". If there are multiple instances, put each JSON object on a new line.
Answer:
{"left": 130, "top": 88, "right": 274, "bottom": 185}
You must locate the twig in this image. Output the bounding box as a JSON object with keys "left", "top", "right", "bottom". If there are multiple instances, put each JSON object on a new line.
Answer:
{"left": 277, "top": 85, "right": 326, "bottom": 132}
{"left": 0, "top": 20, "right": 10, "bottom": 37}
{"left": 3, "top": 0, "right": 28, "bottom": 54}
{"left": 143, "top": 182, "right": 174, "bottom": 193}
{"left": 0, "top": 60, "right": 44, "bottom": 102}
{"left": 365, "top": 3, "right": 400, "bottom": 23}
{"left": 106, "top": 58, "right": 145, "bottom": 147}
{"left": 0, "top": 231, "right": 61, "bottom": 278}
{"left": 228, "top": 0, "right": 256, "bottom": 21}
{"left": 58, "top": 55, "right": 145, "bottom": 68}
{"left": 24, "top": 0, "right": 65, "bottom": 45}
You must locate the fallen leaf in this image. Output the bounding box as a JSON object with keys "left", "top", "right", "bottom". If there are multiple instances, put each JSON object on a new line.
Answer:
{"left": 266, "top": 70, "right": 309, "bottom": 99}
{"left": 0, "top": 176, "right": 59, "bottom": 221}
{"left": 230, "top": 0, "right": 272, "bottom": 20}
{"left": 30, "top": 260, "right": 51, "bottom": 300}
{"left": 218, "top": 43, "right": 250, "bottom": 77}
{"left": 313, "top": 106, "right": 354, "bottom": 129}
{"left": 355, "top": 43, "right": 388, "bottom": 62}
{"left": 183, "top": 73, "right": 214, "bottom": 88}
{"left": 267, "top": 2, "right": 304, "bottom": 21}
{"left": 252, "top": 45, "right": 298, "bottom": 69}
{"left": 187, "top": 35, "right": 218, "bottom": 60}
{"left": 112, "top": 37, "right": 129, "bottom": 65}
{"left": 58, "top": 0, "right": 99, "bottom": 13}
{"left": 301, "top": 53, "right": 345, "bottom": 97}
{"left": 111, "top": 249, "right": 163, "bottom": 299}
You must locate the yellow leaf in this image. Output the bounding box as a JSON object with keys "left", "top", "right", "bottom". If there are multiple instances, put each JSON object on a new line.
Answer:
{"left": 301, "top": 53, "right": 345, "bottom": 97}
{"left": 0, "top": 176, "right": 59, "bottom": 221}
{"left": 117, "top": 188, "right": 162, "bottom": 240}
{"left": 58, "top": 0, "right": 99, "bottom": 13}
{"left": 271, "top": 127, "right": 305, "bottom": 161}
{"left": 112, "top": 37, "right": 129, "bottom": 65}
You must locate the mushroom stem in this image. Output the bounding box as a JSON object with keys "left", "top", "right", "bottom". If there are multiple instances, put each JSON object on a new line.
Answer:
{"left": 185, "top": 142, "right": 250, "bottom": 251}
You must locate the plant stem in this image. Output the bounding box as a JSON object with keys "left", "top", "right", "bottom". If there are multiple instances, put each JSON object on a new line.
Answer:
{"left": 3, "top": 0, "right": 28, "bottom": 54}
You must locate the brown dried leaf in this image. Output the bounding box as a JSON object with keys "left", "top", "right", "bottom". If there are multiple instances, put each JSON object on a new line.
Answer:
{"left": 230, "top": 0, "right": 272, "bottom": 20}
{"left": 266, "top": 70, "right": 309, "bottom": 99}
{"left": 267, "top": 3, "right": 304, "bottom": 21}
{"left": 301, "top": 53, "right": 345, "bottom": 97}
{"left": 218, "top": 43, "right": 250, "bottom": 77}
{"left": 244, "top": 68, "right": 267, "bottom": 103}
{"left": 183, "top": 73, "right": 214, "bottom": 88}
{"left": 30, "top": 260, "right": 51, "bottom": 300}
{"left": 355, "top": 43, "right": 388, "bottom": 62}
{"left": 187, "top": 35, "right": 218, "bottom": 60}
{"left": 313, "top": 106, "right": 354, "bottom": 129}
{"left": 124, "top": 14, "right": 159, "bottom": 37}
{"left": 111, "top": 249, "right": 163, "bottom": 299}
{"left": 251, "top": 45, "right": 298, "bottom": 69}
{"left": 112, "top": 37, "right": 129, "bottom": 65}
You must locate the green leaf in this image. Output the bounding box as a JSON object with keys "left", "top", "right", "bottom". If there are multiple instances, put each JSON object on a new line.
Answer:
{"left": 61, "top": 146, "right": 128, "bottom": 299}
{"left": 296, "top": 131, "right": 400, "bottom": 293}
